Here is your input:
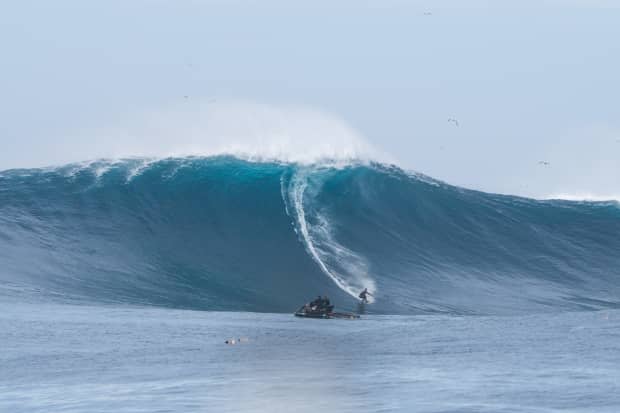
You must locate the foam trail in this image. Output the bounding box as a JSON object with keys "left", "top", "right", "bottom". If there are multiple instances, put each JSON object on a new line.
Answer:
{"left": 284, "top": 168, "right": 376, "bottom": 302}
{"left": 126, "top": 158, "right": 156, "bottom": 182}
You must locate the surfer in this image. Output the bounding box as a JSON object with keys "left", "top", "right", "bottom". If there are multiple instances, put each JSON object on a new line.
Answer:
{"left": 359, "top": 288, "right": 373, "bottom": 304}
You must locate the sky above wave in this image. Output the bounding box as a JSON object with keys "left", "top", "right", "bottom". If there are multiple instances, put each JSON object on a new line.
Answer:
{"left": 1, "top": 0, "right": 618, "bottom": 198}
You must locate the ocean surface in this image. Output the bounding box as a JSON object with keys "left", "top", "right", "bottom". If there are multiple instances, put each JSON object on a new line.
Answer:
{"left": 2, "top": 303, "right": 619, "bottom": 413}
{"left": 1, "top": 156, "right": 619, "bottom": 411}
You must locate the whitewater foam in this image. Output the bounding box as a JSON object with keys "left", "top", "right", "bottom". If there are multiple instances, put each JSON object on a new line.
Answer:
{"left": 284, "top": 168, "right": 376, "bottom": 302}
{"left": 125, "top": 158, "right": 157, "bottom": 182}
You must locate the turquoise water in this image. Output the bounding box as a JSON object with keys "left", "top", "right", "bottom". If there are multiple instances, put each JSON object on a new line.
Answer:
{"left": 1, "top": 157, "right": 619, "bottom": 315}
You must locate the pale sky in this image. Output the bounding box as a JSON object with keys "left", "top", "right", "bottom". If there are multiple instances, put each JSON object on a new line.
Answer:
{"left": 1, "top": 0, "right": 619, "bottom": 199}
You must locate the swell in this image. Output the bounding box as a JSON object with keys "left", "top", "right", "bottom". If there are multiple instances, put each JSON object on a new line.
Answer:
{"left": 0, "top": 156, "right": 619, "bottom": 314}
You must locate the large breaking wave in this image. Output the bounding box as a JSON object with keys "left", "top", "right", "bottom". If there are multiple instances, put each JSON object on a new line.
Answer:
{"left": 1, "top": 156, "right": 619, "bottom": 314}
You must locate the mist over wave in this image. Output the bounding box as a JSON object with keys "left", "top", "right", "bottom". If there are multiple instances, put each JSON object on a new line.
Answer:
{"left": 1, "top": 156, "right": 619, "bottom": 314}
{"left": 17, "top": 101, "right": 389, "bottom": 170}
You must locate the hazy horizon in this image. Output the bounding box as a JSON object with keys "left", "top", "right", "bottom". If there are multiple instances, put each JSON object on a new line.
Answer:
{"left": 1, "top": 0, "right": 619, "bottom": 199}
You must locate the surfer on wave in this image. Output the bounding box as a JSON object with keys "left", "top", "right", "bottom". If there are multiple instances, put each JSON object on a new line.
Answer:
{"left": 359, "top": 288, "right": 373, "bottom": 304}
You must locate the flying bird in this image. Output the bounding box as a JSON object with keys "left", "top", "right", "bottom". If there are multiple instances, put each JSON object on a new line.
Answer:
{"left": 538, "top": 161, "right": 550, "bottom": 166}
{"left": 447, "top": 118, "right": 459, "bottom": 127}
{"left": 424, "top": 11, "right": 433, "bottom": 16}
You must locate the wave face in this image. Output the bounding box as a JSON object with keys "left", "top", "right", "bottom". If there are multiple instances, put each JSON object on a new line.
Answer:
{"left": 1, "top": 157, "right": 619, "bottom": 314}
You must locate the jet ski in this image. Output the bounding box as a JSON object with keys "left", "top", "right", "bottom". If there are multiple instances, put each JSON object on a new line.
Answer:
{"left": 294, "top": 299, "right": 359, "bottom": 319}
{"left": 294, "top": 306, "right": 331, "bottom": 318}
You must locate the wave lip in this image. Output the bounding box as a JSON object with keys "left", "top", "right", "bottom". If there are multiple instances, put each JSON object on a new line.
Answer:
{"left": 545, "top": 193, "right": 620, "bottom": 204}
{"left": 1, "top": 156, "right": 619, "bottom": 314}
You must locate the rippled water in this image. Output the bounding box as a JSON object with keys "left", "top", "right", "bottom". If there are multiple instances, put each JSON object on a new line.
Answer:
{"left": 2, "top": 303, "right": 619, "bottom": 413}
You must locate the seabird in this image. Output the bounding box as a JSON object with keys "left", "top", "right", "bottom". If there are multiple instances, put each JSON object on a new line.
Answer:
{"left": 447, "top": 118, "right": 459, "bottom": 127}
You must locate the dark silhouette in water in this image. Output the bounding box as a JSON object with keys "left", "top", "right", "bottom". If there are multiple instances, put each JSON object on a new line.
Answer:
{"left": 359, "top": 288, "right": 373, "bottom": 304}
